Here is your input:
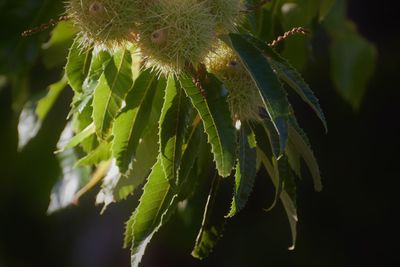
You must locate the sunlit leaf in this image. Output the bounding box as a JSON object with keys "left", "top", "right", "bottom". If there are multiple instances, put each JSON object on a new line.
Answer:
{"left": 66, "top": 37, "right": 92, "bottom": 93}
{"left": 59, "top": 122, "right": 95, "bottom": 152}
{"left": 93, "top": 48, "right": 133, "bottom": 139}
{"left": 112, "top": 69, "right": 157, "bottom": 174}
{"left": 125, "top": 158, "right": 177, "bottom": 267}
{"left": 179, "top": 73, "right": 236, "bottom": 177}
{"left": 75, "top": 142, "right": 111, "bottom": 167}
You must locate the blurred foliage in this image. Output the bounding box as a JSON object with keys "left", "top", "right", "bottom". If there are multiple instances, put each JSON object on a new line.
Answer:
{"left": 0, "top": 0, "right": 377, "bottom": 267}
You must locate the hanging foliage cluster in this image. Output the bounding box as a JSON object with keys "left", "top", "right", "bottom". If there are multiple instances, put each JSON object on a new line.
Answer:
{"left": 18, "top": 0, "right": 347, "bottom": 266}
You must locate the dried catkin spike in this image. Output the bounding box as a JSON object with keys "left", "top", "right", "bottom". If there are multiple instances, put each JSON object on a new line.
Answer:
{"left": 205, "top": 42, "right": 264, "bottom": 122}
{"left": 136, "top": 0, "right": 217, "bottom": 75}
{"left": 66, "top": 0, "right": 141, "bottom": 48}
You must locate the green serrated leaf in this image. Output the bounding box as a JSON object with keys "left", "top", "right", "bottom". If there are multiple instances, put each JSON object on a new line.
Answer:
{"left": 59, "top": 122, "right": 95, "bottom": 152}
{"left": 159, "top": 76, "right": 190, "bottom": 185}
{"left": 112, "top": 69, "right": 157, "bottom": 174}
{"left": 280, "top": 190, "right": 298, "bottom": 250}
{"left": 125, "top": 158, "right": 177, "bottom": 267}
{"left": 179, "top": 73, "right": 236, "bottom": 177}
{"left": 226, "top": 33, "right": 289, "bottom": 153}
{"left": 178, "top": 121, "right": 208, "bottom": 200}
{"left": 192, "top": 175, "right": 226, "bottom": 260}
{"left": 246, "top": 33, "right": 326, "bottom": 129}
{"left": 75, "top": 142, "right": 111, "bottom": 167}
{"left": 98, "top": 82, "right": 165, "bottom": 209}
{"left": 93, "top": 49, "right": 133, "bottom": 139}
{"left": 279, "top": 156, "right": 298, "bottom": 250}
{"left": 288, "top": 119, "right": 322, "bottom": 191}
{"left": 227, "top": 125, "right": 256, "bottom": 217}
{"left": 285, "top": 139, "right": 302, "bottom": 178}
{"left": 66, "top": 37, "right": 92, "bottom": 93}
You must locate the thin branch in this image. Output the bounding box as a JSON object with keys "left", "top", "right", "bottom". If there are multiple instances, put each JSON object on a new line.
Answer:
{"left": 21, "top": 15, "right": 70, "bottom": 37}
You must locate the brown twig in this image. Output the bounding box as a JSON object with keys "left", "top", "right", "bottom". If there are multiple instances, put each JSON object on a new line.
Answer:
{"left": 269, "top": 27, "right": 310, "bottom": 47}
{"left": 21, "top": 15, "right": 70, "bottom": 37}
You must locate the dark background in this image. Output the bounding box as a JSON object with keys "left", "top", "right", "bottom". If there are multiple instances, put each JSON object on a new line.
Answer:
{"left": 1, "top": 0, "right": 399, "bottom": 266}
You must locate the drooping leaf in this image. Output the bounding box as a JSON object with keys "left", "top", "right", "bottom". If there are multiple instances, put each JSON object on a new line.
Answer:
{"left": 65, "top": 37, "right": 92, "bottom": 93}
{"left": 159, "top": 76, "right": 190, "bottom": 185}
{"left": 72, "top": 101, "right": 98, "bottom": 153}
{"left": 285, "top": 139, "right": 302, "bottom": 178}
{"left": 288, "top": 119, "right": 322, "bottom": 191}
{"left": 17, "top": 100, "right": 42, "bottom": 150}
{"left": 112, "top": 69, "right": 158, "bottom": 174}
{"left": 18, "top": 78, "right": 68, "bottom": 150}
{"left": 279, "top": 156, "right": 298, "bottom": 250}
{"left": 36, "top": 77, "right": 68, "bottom": 120}
{"left": 71, "top": 49, "right": 113, "bottom": 115}
{"left": 98, "top": 119, "right": 160, "bottom": 208}
{"left": 125, "top": 158, "right": 177, "bottom": 267}
{"left": 244, "top": 39, "right": 329, "bottom": 133}
{"left": 178, "top": 121, "right": 208, "bottom": 200}
{"left": 280, "top": 191, "right": 298, "bottom": 250}
{"left": 271, "top": 59, "right": 327, "bottom": 132}
{"left": 191, "top": 174, "right": 227, "bottom": 260}
{"left": 75, "top": 142, "right": 111, "bottom": 167}
{"left": 48, "top": 123, "right": 91, "bottom": 213}
{"left": 93, "top": 48, "right": 133, "bottom": 139}
{"left": 58, "top": 122, "right": 95, "bottom": 152}
{"left": 227, "top": 125, "right": 257, "bottom": 217}
{"left": 226, "top": 33, "right": 289, "bottom": 153}
{"left": 179, "top": 73, "right": 236, "bottom": 177}
{"left": 257, "top": 147, "right": 282, "bottom": 212}
{"left": 97, "top": 81, "right": 165, "bottom": 209}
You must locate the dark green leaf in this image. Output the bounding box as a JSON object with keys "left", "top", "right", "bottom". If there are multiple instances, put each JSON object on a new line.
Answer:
{"left": 192, "top": 175, "right": 226, "bottom": 260}
{"left": 288, "top": 120, "right": 322, "bottom": 191}
{"left": 244, "top": 35, "right": 325, "bottom": 131}
{"left": 112, "top": 69, "right": 157, "bottom": 174}
{"left": 179, "top": 73, "right": 236, "bottom": 177}
{"left": 227, "top": 126, "right": 256, "bottom": 217}
{"left": 279, "top": 156, "right": 298, "bottom": 250}
{"left": 226, "top": 33, "right": 289, "bottom": 153}
{"left": 159, "top": 76, "right": 189, "bottom": 185}
{"left": 178, "top": 121, "right": 208, "bottom": 200}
